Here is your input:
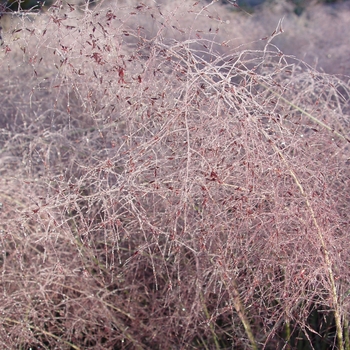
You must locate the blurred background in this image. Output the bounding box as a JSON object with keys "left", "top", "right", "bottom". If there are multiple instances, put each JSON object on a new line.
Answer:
{"left": 1, "top": 0, "right": 349, "bottom": 75}
{"left": 1, "top": 0, "right": 348, "bottom": 14}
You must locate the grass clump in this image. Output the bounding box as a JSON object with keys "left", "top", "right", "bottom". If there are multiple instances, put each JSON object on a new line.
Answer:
{"left": 0, "top": 0, "right": 349, "bottom": 348}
